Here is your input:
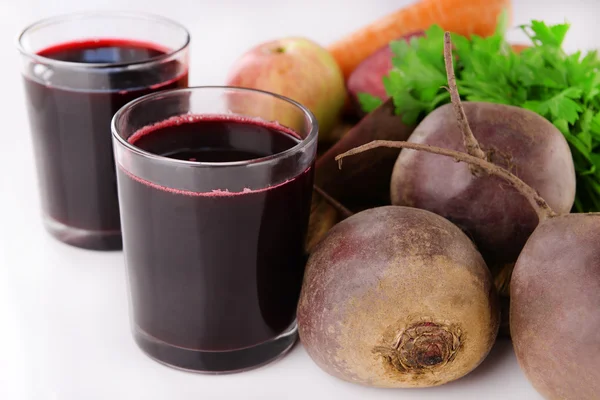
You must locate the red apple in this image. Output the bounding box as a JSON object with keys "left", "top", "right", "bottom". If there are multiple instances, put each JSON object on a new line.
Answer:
{"left": 226, "top": 37, "right": 346, "bottom": 141}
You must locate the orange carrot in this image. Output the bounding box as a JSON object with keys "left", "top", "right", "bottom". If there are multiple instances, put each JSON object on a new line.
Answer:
{"left": 329, "top": 0, "right": 513, "bottom": 80}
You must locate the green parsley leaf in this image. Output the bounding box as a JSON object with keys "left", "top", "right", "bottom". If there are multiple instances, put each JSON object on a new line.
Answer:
{"left": 357, "top": 93, "right": 383, "bottom": 113}
{"left": 526, "top": 20, "right": 570, "bottom": 47}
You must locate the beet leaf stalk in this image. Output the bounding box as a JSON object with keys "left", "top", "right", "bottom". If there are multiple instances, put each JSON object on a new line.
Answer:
{"left": 443, "top": 31, "right": 487, "bottom": 165}
{"left": 313, "top": 185, "right": 354, "bottom": 218}
{"left": 335, "top": 141, "right": 556, "bottom": 222}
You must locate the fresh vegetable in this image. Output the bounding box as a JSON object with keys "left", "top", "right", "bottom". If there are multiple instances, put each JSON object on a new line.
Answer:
{"left": 352, "top": 39, "right": 526, "bottom": 115}
{"left": 336, "top": 143, "right": 557, "bottom": 225}
{"left": 307, "top": 98, "right": 415, "bottom": 251}
{"left": 347, "top": 32, "right": 424, "bottom": 114}
{"left": 391, "top": 33, "right": 575, "bottom": 268}
{"left": 367, "top": 33, "right": 575, "bottom": 335}
{"left": 392, "top": 99, "right": 575, "bottom": 263}
{"left": 511, "top": 214, "right": 600, "bottom": 400}
{"left": 336, "top": 137, "right": 600, "bottom": 400}
{"left": 339, "top": 29, "right": 600, "bottom": 393}
{"left": 226, "top": 37, "right": 346, "bottom": 141}
{"left": 328, "top": 0, "right": 512, "bottom": 80}
{"left": 362, "top": 20, "right": 600, "bottom": 213}
{"left": 297, "top": 206, "right": 499, "bottom": 388}
{"left": 315, "top": 99, "right": 415, "bottom": 209}
{"left": 337, "top": 28, "right": 600, "bottom": 395}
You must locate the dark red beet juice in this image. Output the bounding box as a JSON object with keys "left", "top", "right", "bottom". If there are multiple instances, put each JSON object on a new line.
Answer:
{"left": 116, "top": 116, "right": 314, "bottom": 372}
{"left": 22, "top": 39, "right": 188, "bottom": 250}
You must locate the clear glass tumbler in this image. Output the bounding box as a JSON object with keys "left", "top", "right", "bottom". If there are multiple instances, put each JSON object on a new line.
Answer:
{"left": 17, "top": 12, "right": 190, "bottom": 250}
{"left": 112, "top": 87, "right": 318, "bottom": 373}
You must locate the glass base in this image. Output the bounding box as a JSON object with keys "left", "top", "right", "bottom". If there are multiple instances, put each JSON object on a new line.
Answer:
{"left": 43, "top": 216, "right": 122, "bottom": 251}
{"left": 133, "top": 323, "right": 298, "bottom": 374}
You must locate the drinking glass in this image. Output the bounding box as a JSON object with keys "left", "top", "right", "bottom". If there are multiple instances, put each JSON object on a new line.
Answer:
{"left": 112, "top": 86, "right": 318, "bottom": 373}
{"left": 17, "top": 12, "right": 190, "bottom": 250}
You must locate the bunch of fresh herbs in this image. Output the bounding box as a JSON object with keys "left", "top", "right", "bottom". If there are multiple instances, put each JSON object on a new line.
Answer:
{"left": 359, "top": 20, "right": 600, "bottom": 212}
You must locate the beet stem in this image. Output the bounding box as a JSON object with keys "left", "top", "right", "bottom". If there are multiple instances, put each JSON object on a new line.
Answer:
{"left": 313, "top": 185, "right": 354, "bottom": 219}
{"left": 443, "top": 32, "right": 488, "bottom": 169}
{"left": 335, "top": 141, "right": 557, "bottom": 221}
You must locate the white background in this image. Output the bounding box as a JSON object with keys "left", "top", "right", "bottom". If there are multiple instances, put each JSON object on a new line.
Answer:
{"left": 0, "top": 1, "right": 597, "bottom": 399}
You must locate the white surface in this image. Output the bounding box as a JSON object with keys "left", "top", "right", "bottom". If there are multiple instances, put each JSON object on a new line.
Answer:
{"left": 1, "top": 1, "right": 597, "bottom": 399}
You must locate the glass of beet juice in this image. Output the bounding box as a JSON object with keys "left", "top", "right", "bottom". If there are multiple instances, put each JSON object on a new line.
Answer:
{"left": 111, "top": 87, "right": 318, "bottom": 373}
{"left": 17, "top": 12, "right": 190, "bottom": 250}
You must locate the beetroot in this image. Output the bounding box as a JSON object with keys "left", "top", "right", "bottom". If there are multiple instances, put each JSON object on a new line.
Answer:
{"left": 347, "top": 46, "right": 391, "bottom": 101}
{"left": 337, "top": 137, "right": 600, "bottom": 397}
{"left": 346, "top": 31, "right": 423, "bottom": 115}
{"left": 315, "top": 98, "right": 415, "bottom": 210}
{"left": 511, "top": 214, "right": 600, "bottom": 400}
{"left": 388, "top": 33, "right": 576, "bottom": 334}
{"left": 334, "top": 33, "right": 600, "bottom": 396}
{"left": 388, "top": 32, "right": 576, "bottom": 267}
{"left": 298, "top": 206, "right": 499, "bottom": 388}
{"left": 391, "top": 101, "right": 576, "bottom": 266}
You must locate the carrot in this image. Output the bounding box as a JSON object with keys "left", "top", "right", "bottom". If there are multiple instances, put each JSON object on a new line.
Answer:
{"left": 329, "top": 0, "right": 512, "bottom": 80}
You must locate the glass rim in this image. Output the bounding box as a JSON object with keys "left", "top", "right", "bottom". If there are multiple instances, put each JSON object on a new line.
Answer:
{"left": 111, "top": 86, "right": 319, "bottom": 168}
{"left": 16, "top": 11, "right": 191, "bottom": 69}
